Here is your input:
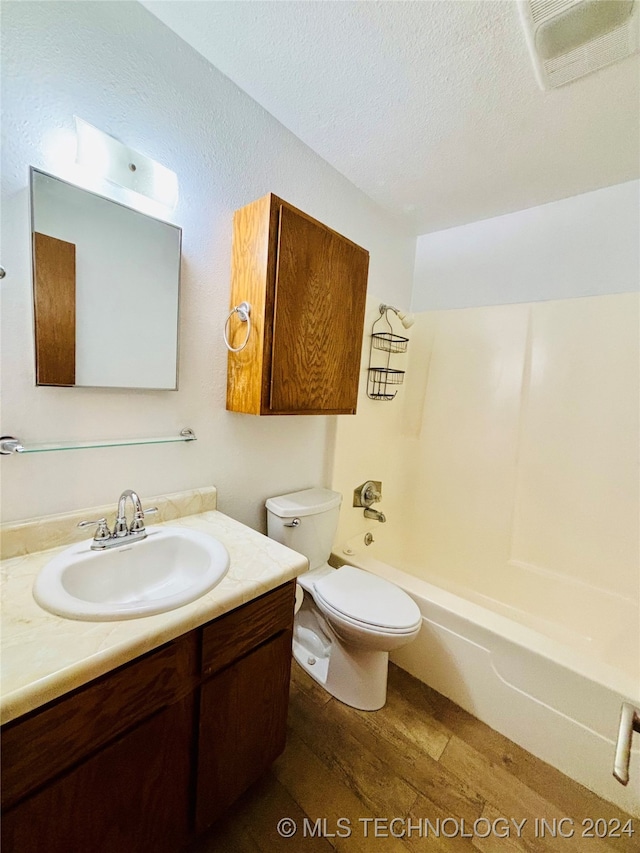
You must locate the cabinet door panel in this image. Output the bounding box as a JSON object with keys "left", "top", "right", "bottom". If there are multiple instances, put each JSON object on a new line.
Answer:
{"left": 201, "top": 581, "right": 294, "bottom": 677}
{"left": 196, "top": 630, "right": 292, "bottom": 832}
{"left": 2, "top": 697, "right": 193, "bottom": 853}
{"left": 270, "top": 204, "right": 368, "bottom": 413}
{"left": 2, "top": 633, "right": 197, "bottom": 810}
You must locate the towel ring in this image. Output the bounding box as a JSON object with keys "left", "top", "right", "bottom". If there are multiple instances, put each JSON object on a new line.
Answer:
{"left": 223, "top": 301, "right": 252, "bottom": 352}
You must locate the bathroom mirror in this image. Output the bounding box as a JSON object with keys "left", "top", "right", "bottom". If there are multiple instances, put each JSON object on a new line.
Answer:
{"left": 30, "top": 168, "right": 181, "bottom": 389}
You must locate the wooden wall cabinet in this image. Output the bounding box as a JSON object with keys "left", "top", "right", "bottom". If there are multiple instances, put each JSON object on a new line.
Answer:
{"left": 1, "top": 582, "right": 295, "bottom": 853}
{"left": 226, "top": 194, "right": 369, "bottom": 415}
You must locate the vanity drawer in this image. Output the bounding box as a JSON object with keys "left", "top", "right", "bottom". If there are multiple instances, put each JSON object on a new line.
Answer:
{"left": 201, "top": 581, "right": 295, "bottom": 677}
{"left": 1, "top": 631, "right": 199, "bottom": 810}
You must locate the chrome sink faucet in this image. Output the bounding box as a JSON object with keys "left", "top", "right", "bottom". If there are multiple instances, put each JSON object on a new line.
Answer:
{"left": 78, "top": 489, "right": 158, "bottom": 550}
{"left": 114, "top": 489, "right": 145, "bottom": 537}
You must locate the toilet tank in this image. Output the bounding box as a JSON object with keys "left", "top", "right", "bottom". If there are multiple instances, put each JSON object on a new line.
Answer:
{"left": 266, "top": 488, "right": 342, "bottom": 571}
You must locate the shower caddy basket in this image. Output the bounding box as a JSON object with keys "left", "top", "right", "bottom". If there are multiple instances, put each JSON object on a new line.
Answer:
{"left": 367, "top": 306, "right": 409, "bottom": 400}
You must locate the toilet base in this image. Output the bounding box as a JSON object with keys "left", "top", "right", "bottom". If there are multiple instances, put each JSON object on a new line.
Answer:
{"left": 293, "top": 603, "right": 389, "bottom": 711}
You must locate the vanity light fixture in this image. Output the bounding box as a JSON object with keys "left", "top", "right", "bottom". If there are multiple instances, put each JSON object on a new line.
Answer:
{"left": 74, "top": 118, "right": 178, "bottom": 209}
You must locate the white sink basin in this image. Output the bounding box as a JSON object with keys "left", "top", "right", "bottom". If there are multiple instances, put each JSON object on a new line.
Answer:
{"left": 33, "top": 526, "right": 230, "bottom": 621}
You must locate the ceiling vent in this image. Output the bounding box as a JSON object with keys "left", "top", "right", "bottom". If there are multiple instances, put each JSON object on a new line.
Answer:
{"left": 519, "top": 0, "right": 639, "bottom": 88}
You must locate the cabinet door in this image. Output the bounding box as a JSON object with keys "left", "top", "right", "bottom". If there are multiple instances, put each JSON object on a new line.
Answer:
{"left": 1, "top": 697, "right": 193, "bottom": 853}
{"left": 269, "top": 204, "right": 368, "bottom": 414}
{"left": 195, "top": 630, "right": 292, "bottom": 832}
{"left": 2, "top": 634, "right": 197, "bottom": 811}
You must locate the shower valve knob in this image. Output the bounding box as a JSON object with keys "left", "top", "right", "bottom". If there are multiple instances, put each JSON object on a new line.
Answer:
{"left": 353, "top": 480, "right": 382, "bottom": 508}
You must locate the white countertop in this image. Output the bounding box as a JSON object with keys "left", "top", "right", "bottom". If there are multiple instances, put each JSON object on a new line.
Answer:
{"left": 1, "top": 508, "right": 307, "bottom": 725}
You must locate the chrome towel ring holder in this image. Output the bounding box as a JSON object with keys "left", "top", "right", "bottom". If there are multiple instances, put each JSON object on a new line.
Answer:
{"left": 223, "top": 301, "right": 252, "bottom": 352}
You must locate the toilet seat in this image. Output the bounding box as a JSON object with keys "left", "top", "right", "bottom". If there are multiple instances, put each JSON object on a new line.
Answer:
{"left": 314, "top": 594, "right": 421, "bottom": 637}
{"left": 313, "top": 565, "right": 421, "bottom": 632}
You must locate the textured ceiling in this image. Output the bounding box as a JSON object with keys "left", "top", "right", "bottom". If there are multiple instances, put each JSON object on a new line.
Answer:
{"left": 142, "top": 1, "right": 640, "bottom": 235}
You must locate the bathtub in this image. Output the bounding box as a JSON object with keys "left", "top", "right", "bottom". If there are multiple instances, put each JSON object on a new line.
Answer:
{"left": 333, "top": 533, "right": 640, "bottom": 817}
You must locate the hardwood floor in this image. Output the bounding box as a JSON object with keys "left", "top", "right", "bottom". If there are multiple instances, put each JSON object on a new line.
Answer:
{"left": 190, "top": 662, "right": 639, "bottom": 852}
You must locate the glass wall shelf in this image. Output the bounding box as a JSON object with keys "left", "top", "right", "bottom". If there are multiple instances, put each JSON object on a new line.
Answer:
{"left": 0, "top": 428, "right": 196, "bottom": 456}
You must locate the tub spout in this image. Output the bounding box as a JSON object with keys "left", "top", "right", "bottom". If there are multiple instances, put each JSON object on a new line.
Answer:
{"left": 364, "top": 507, "right": 386, "bottom": 523}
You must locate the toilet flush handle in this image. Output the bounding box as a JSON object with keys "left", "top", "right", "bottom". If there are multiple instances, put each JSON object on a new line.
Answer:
{"left": 284, "top": 517, "right": 301, "bottom": 528}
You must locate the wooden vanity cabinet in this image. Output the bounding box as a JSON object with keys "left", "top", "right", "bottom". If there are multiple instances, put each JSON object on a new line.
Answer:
{"left": 2, "top": 698, "right": 194, "bottom": 853}
{"left": 226, "top": 194, "right": 369, "bottom": 415}
{"left": 1, "top": 581, "right": 296, "bottom": 853}
{"left": 1, "top": 633, "right": 197, "bottom": 853}
{"left": 195, "top": 580, "right": 294, "bottom": 831}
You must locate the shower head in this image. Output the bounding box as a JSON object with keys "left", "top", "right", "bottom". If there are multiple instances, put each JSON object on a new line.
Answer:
{"left": 380, "top": 304, "right": 415, "bottom": 329}
{"left": 396, "top": 310, "right": 415, "bottom": 329}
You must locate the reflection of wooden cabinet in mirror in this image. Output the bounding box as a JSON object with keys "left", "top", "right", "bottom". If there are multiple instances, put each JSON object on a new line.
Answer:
{"left": 226, "top": 194, "right": 369, "bottom": 415}
{"left": 33, "top": 233, "right": 76, "bottom": 386}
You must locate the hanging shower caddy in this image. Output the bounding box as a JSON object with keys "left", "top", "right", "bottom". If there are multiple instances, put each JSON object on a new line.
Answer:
{"left": 367, "top": 304, "right": 409, "bottom": 400}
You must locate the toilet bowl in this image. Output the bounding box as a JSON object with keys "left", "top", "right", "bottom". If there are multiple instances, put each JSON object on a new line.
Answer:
{"left": 266, "top": 488, "right": 421, "bottom": 710}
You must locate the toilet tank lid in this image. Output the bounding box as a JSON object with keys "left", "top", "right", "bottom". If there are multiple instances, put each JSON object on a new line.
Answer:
{"left": 265, "top": 488, "right": 342, "bottom": 518}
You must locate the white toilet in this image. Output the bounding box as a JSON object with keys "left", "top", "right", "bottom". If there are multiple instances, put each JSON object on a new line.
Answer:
{"left": 266, "top": 488, "right": 421, "bottom": 711}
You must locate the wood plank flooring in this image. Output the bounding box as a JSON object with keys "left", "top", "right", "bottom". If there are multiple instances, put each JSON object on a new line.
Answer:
{"left": 190, "top": 662, "right": 639, "bottom": 852}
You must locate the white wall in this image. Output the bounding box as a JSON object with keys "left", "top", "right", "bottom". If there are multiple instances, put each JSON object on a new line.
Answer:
{"left": 0, "top": 1, "right": 415, "bottom": 527}
{"left": 330, "top": 293, "right": 412, "bottom": 549}
{"left": 413, "top": 181, "right": 640, "bottom": 311}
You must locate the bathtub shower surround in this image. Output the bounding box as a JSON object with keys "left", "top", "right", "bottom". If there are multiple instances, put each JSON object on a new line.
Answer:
{"left": 331, "top": 291, "right": 640, "bottom": 815}
{"left": 398, "top": 292, "right": 639, "bottom": 604}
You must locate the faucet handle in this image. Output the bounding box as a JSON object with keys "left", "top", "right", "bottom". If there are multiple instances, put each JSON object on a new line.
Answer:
{"left": 353, "top": 480, "right": 382, "bottom": 508}
{"left": 363, "top": 485, "right": 381, "bottom": 503}
{"left": 129, "top": 506, "right": 159, "bottom": 533}
{"left": 78, "top": 518, "right": 112, "bottom": 541}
